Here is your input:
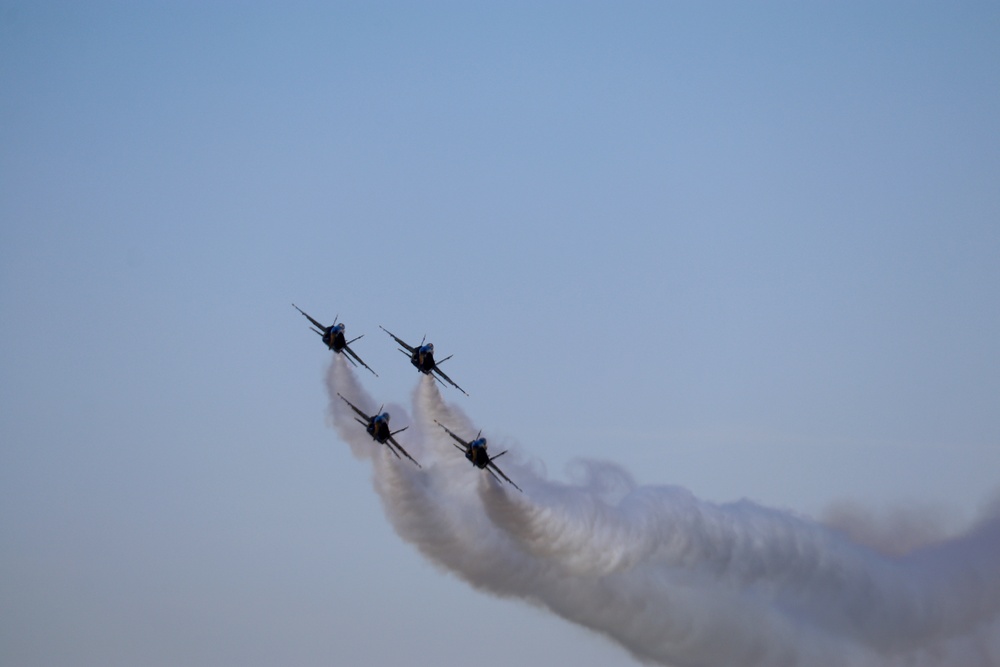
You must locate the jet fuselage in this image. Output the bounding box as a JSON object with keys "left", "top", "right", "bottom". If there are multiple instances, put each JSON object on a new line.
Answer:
{"left": 467, "top": 438, "right": 490, "bottom": 468}
{"left": 324, "top": 323, "right": 347, "bottom": 351}
{"left": 410, "top": 343, "right": 436, "bottom": 373}
{"left": 368, "top": 413, "right": 393, "bottom": 442}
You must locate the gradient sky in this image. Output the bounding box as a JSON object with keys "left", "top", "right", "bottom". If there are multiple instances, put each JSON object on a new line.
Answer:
{"left": 2, "top": 3, "right": 999, "bottom": 666}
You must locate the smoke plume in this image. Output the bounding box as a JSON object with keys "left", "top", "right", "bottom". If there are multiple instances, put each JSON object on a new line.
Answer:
{"left": 326, "top": 356, "right": 1000, "bottom": 667}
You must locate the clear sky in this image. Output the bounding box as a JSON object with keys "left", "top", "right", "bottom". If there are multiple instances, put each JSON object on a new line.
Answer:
{"left": 2, "top": 2, "right": 999, "bottom": 666}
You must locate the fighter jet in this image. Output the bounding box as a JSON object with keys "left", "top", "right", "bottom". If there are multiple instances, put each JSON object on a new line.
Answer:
{"left": 338, "top": 394, "right": 420, "bottom": 467}
{"left": 293, "top": 304, "right": 377, "bottom": 376}
{"left": 379, "top": 326, "right": 468, "bottom": 395}
{"left": 433, "top": 420, "right": 521, "bottom": 491}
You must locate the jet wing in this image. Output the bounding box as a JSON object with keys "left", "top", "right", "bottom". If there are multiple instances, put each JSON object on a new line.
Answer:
{"left": 337, "top": 393, "right": 372, "bottom": 422}
{"left": 379, "top": 326, "right": 416, "bottom": 353}
{"left": 388, "top": 432, "right": 421, "bottom": 468}
{"left": 433, "top": 420, "right": 470, "bottom": 449}
{"left": 487, "top": 459, "right": 522, "bottom": 492}
{"left": 432, "top": 367, "right": 469, "bottom": 396}
{"left": 343, "top": 344, "right": 378, "bottom": 377}
{"left": 484, "top": 466, "right": 505, "bottom": 486}
{"left": 293, "top": 304, "right": 327, "bottom": 331}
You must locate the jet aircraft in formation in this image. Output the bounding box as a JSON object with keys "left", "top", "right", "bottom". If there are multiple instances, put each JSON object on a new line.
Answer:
{"left": 293, "top": 304, "right": 377, "bottom": 376}
{"left": 337, "top": 393, "right": 421, "bottom": 468}
{"left": 434, "top": 420, "right": 522, "bottom": 492}
{"left": 379, "top": 326, "right": 469, "bottom": 396}
{"left": 297, "top": 305, "right": 523, "bottom": 489}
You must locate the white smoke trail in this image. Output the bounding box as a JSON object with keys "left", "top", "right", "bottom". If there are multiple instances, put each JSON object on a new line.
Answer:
{"left": 325, "top": 359, "right": 1000, "bottom": 667}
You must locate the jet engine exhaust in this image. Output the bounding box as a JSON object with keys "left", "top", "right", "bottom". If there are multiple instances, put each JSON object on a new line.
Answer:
{"left": 325, "top": 357, "right": 1000, "bottom": 667}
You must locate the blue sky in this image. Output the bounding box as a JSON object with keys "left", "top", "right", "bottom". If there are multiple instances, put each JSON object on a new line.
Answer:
{"left": 2, "top": 3, "right": 999, "bottom": 665}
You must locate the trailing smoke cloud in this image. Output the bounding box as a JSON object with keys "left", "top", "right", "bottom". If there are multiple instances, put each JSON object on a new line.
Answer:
{"left": 326, "top": 356, "right": 1000, "bottom": 667}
